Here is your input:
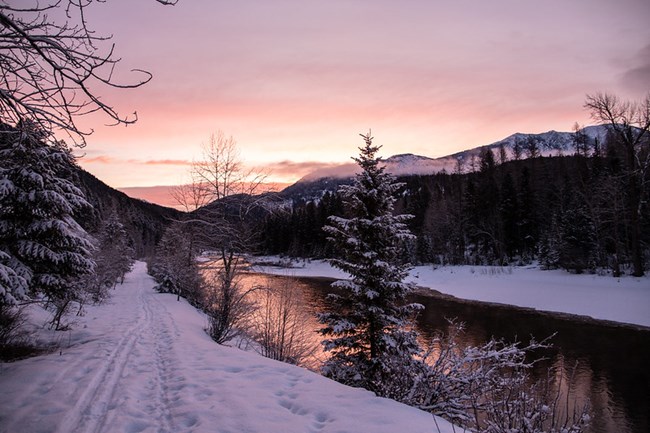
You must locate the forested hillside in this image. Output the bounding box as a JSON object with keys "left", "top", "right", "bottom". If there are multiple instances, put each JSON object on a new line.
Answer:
{"left": 261, "top": 147, "right": 650, "bottom": 276}
{"left": 74, "top": 169, "right": 181, "bottom": 257}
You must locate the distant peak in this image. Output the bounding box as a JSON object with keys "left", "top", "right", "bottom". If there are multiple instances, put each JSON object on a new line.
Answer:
{"left": 385, "top": 153, "right": 434, "bottom": 162}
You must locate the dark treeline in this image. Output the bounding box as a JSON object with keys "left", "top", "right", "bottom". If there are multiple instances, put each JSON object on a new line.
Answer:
{"left": 262, "top": 191, "right": 344, "bottom": 258}
{"left": 261, "top": 143, "right": 650, "bottom": 276}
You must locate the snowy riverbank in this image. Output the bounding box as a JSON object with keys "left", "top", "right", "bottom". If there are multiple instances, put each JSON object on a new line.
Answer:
{"left": 0, "top": 261, "right": 452, "bottom": 433}
{"left": 252, "top": 258, "right": 650, "bottom": 328}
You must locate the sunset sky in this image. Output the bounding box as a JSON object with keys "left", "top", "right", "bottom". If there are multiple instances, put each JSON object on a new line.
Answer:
{"left": 74, "top": 0, "right": 649, "bottom": 197}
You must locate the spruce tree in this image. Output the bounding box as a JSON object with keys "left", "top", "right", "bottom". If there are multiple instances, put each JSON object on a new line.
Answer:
{"left": 0, "top": 123, "right": 94, "bottom": 306}
{"left": 499, "top": 172, "right": 519, "bottom": 260}
{"left": 319, "top": 132, "right": 421, "bottom": 396}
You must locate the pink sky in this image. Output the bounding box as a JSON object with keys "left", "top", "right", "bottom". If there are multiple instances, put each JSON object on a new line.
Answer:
{"left": 73, "top": 0, "right": 649, "bottom": 197}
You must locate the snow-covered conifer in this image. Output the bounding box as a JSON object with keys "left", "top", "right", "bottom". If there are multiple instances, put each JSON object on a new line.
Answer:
{"left": 150, "top": 222, "right": 201, "bottom": 304}
{"left": 87, "top": 210, "right": 135, "bottom": 301}
{"left": 0, "top": 123, "right": 94, "bottom": 306}
{"left": 319, "top": 132, "right": 422, "bottom": 395}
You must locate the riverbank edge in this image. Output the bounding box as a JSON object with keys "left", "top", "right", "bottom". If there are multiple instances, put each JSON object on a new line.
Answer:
{"left": 254, "top": 271, "right": 650, "bottom": 334}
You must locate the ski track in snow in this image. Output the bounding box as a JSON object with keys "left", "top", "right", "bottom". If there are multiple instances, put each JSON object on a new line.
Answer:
{"left": 78, "top": 282, "right": 179, "bottom": 433}
{"left": 0, "top": 262, "right": 446, "bottom": 433}
{"left": 54, "top": 287, "right": 149, "bottom": 433}
{"left": 0, "top": 263, "right": 188, "bottom": 433}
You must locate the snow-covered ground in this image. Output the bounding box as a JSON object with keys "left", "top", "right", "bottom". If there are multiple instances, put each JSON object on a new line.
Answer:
{"left": 253, "top": 258, "right": 650, "bottom": 328}
{"left": 0, "top": 261, "right": 452, "bottom": 433}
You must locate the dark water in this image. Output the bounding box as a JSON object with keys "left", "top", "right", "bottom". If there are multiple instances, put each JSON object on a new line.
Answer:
{"left": 244, "top": 273, "right": 650, "bottom": 433}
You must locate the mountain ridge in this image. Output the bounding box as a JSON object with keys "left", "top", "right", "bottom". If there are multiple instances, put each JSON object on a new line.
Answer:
{"left": 295, "top": 125, "right": 610, "bottom": 185}
{"left": 279, "top": 125, "right": 611, "bottom": 203}
{"left": 74, "top": 167, "right": 181, "bottom": 257}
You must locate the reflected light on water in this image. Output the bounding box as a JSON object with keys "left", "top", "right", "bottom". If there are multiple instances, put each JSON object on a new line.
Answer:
{"left": 230, "top": 271, "right": 647, "bottom": 433}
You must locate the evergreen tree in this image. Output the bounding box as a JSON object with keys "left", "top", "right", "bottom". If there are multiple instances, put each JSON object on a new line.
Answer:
{"left": 462, "top": 178, "right": 480, "bottom": 262}
{"left": 499, "top": 172, "right": 520, "bottom": 259}
{"left": 476, "top": 148, "right": 502, "bottom": 262}
{"left": 87, "top": 210, "right": 135, "bottom": 301}
{"left": 0, "top": 123, "right": 94, "bottom": 307}
{"left": 558, "top": 205, "right": 597, "bottom": 274}
{"left": 149, "top": 222, "right": 201, "bottom": 304}
{"left": 319, "top": 132, "right": 422, "bottom": 395}
{"left": 517, "top": 167, "right": 537, "bottom": 260}
{"left": 512, "top": 136, "right": 524, "bottom": 161}
{"left": 572, "top": 123, "right": 590, "bottom": 157}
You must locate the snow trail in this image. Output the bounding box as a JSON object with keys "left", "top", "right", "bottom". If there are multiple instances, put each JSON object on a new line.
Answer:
{"left": 0, "top": 262, "right": 446, "bottom": 433}
{"left": 0, "top": 263, "right": 181, "bottom": 433}
{"left": 54, "top": 285, "right": 149, "bottom": 433}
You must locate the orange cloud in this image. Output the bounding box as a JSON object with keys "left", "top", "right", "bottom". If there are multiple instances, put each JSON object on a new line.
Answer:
{"left": 131, "top": 159, "right": 193, "bottom": 166}
{"left": 80, "top": 155, "right": 192, "bottom": 166}
{"left": 255, "top": 160, "right": 347, "bottom": 180}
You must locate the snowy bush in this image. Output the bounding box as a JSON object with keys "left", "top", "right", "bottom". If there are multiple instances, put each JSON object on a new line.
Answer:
{"left": 149, "top": 222, "right": 201, "bottom": 305}
{"left": 0, "top": 303, "right": 29, "bottom": 355}
{"left": 399, "top": 321, "right": 590, "bottom": 433}
{"left": 203, "top": 258, "right": 258, "bottom": 345}
{"left": 251, "top": 279, "right": 318, "bottom": 366}
{"left": 477, "top": 365, "right": 591, "bottom": 433}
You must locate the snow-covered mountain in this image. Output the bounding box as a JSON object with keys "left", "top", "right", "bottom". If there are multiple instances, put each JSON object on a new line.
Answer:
{"left": 298, "top": 125, "right": 610, "bottom": 183}
{"left": 298, "top": 153, "right": 452, "bottom": 182}
{"left": 450, "top": 124, "right": 609, "bottom": 162}
{"left": 280, "top": 125, "right": 610, "bottom": 203}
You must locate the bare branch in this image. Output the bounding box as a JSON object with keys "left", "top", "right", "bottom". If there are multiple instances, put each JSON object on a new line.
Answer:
{"left": 0, "top": 0, "right": 176, "bottom": 146}
{"left": 584, "top": 92, "right": 650, "bottom": 277}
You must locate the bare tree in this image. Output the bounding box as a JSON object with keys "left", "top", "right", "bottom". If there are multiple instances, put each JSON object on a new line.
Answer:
{"left": 171, "top": 132, "right": 273, "bottom": 344}
{"left": 203, "top": 258, "right": 257, "bottom": 345}
{"left": 525, "top": 135, "right": 541, "bottom": 158}
{"left": 191, "top": 131, "right": 269, "bottom": 203}
{"left": 170, "top": 171, "right": 212, "bottom": 213}
{"left": 187, "top": 131, "right": 272, "bottom": 252}
{"left": 0, "top": 0, "right": 177, "bottom": 146}
{"left": 585, "top": 92, "right": 650, "bottom": 276}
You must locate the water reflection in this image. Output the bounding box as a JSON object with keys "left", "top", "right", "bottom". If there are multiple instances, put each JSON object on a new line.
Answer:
{"left": 241, "top": 273, "right": 649, "bottom": 433}
{"left": 241, "top": 274, "right": 327, "bottom": 369}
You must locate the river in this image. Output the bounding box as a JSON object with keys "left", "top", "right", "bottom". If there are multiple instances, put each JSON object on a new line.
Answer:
{"left": 243, "top": 272, "right": 650, "bottom": 433}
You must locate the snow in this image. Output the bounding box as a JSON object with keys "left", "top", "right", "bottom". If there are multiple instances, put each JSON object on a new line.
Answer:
{"left": 0, "top": 261, "right": 452, "bottom": 433}
{"left": 253, "top": 259, "right": 650, "bottom": 328}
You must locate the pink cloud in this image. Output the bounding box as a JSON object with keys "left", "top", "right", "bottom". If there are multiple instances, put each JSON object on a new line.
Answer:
{"left": 81, "top": 155, "right": 118, "bottom": 164}
{"left": 73, "top": 0, "right": 649, "bottom": 192}
{"left": 119, "top": 182, "right": 293, "bottom": 209}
